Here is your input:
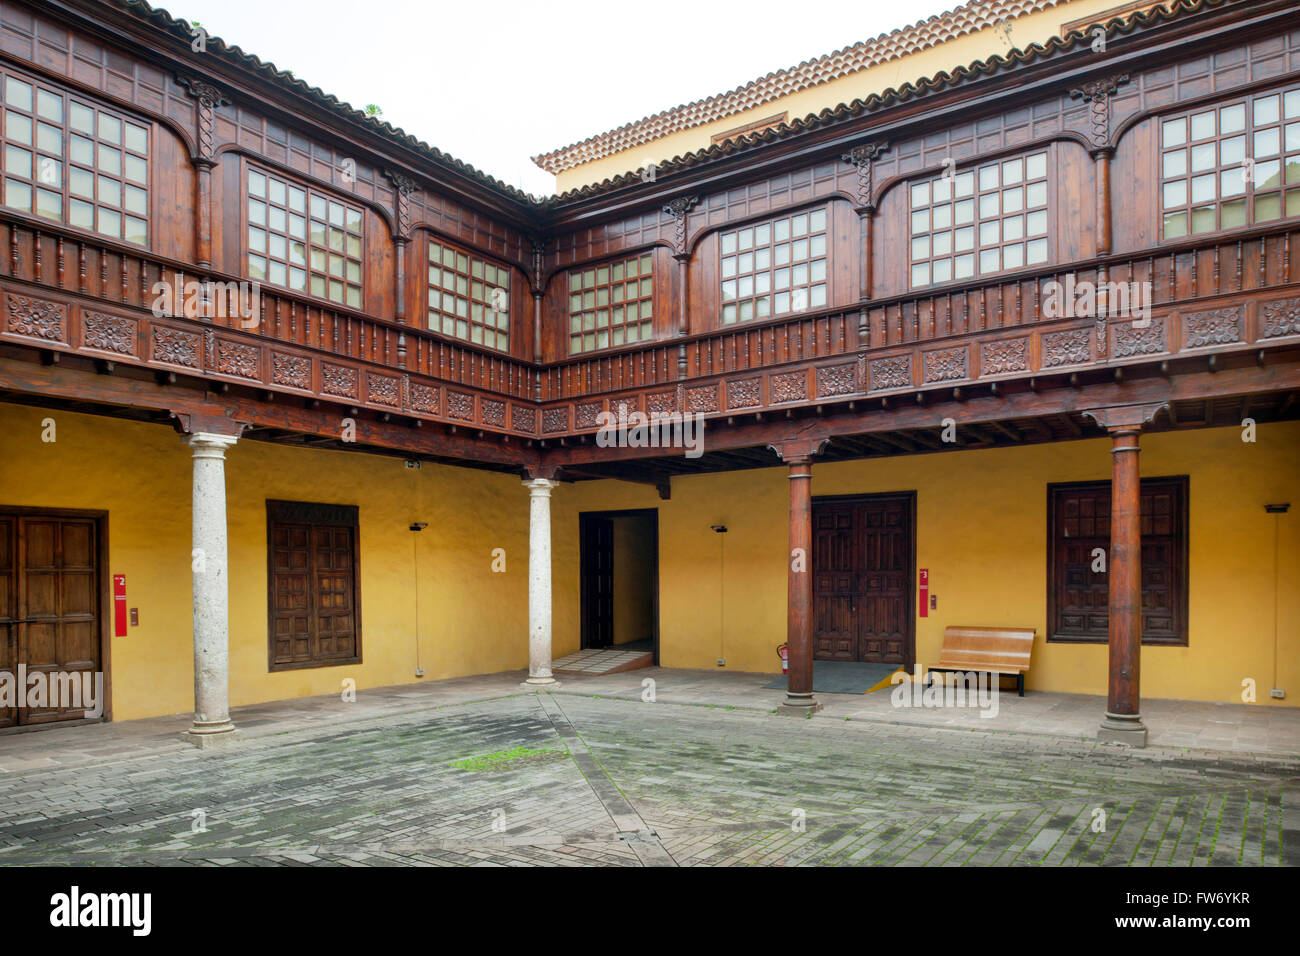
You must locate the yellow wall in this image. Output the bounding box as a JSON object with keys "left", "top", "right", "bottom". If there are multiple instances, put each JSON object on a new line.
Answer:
{"left": 555, "top": 0, "right": 1163, "bottom": 191}
{"left": 2, "top": 401, "right": 1294, "bottom": 720}
{"left": 556, "top": 421, "right": 1300, "bottom": 707}
{"left": 0, "top": 403, "right": 532, "bottom": 721}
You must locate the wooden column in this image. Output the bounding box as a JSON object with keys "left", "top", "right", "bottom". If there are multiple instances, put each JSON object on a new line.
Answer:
{"left": 770, "top": 438, "right": 828, "bottom": 715}
{"left": 178, "top": 78, "right": 230, "bottom": 270}
{"left": 1084, "top": 402, "right": 1165, "bottom": 746}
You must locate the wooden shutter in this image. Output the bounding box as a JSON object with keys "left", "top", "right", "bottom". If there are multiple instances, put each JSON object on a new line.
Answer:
{"left": 1047, "top": 477, "right": 1188, "bottom": 645}
{"left": 268, "top": 501, "right": 360, "bottom": 669}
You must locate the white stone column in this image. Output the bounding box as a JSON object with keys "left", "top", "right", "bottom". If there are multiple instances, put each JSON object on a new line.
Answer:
{"left": 184, "top": 432, "right": 240, "bottom": 746}
{"left": 523, "top": 478, "right": 560, "bottom": 686}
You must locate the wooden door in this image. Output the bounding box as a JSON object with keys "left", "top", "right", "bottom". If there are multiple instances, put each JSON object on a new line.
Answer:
{"left": 0, "top": 513, "right": 102, "bottom": 726}
{"left": 813, "top": 494, "right": 914, "bottom": 664}
{"left": 580, "top": 516, "right": 614, "bottom": 649}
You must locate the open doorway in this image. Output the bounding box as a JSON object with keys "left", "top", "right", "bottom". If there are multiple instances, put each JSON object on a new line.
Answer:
{"left": 579, "top": 509, "right": 658, "bottom": 664}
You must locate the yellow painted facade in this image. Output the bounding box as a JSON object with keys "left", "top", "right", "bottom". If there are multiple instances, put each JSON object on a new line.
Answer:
{"left": 2, "top": 402, "right": 1295, "bottom": 721}
{"left": 554, "top": 0, "right": 1163, "bottom": 191}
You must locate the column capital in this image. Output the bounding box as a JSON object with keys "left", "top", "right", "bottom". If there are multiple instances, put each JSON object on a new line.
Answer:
{"left": 523, "top": 477, "right": 560, "bottom": 495}
{"left": 1080, "top": 401, "right": 1168, "bottom": 432}
{"left": 768, "top": 437, "right": 829, "bottom": 463}
{"left": 186, "top": 431, "right": 239, "bottom": 458}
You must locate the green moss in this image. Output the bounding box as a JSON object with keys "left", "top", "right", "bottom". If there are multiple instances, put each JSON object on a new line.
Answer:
{"left": 451, "top": 746, "right": 561, "bottom": 772}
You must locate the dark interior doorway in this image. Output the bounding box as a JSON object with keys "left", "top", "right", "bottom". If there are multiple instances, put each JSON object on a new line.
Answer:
{"left": 579, "top": 509, "right": 659, "bottom": 663}
{"left": 811, "top": 492, "right": 916, "bottom": 666}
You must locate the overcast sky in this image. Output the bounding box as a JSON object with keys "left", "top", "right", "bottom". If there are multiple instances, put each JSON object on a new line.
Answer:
{"left": 175, "top": 0, "right": 960, "bottom": 196}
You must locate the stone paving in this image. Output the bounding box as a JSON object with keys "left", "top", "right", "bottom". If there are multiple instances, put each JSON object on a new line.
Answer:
{"left": 0, "top": 670, "right": 1296, "bottom": 866}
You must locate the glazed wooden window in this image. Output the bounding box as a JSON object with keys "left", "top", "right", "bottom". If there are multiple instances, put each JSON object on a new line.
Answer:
{"left": 247, "top": 166, "right": 363, "bottom": 308}
{"left": 567, "top": 252, "right": 653, "bottom": 353}
{"left": 909, "top": 151, "right": 1048, "bottom": 288}
{"left": 720, "top": 207, "right": 827, "bottom": 324}
{"left": 1159, "top": 86, "right": 1300, "bottom": 239}
{"left": 0, "top": 70, "right": 149, "bottom": 245}
{"left": 268, "top": 500, "right": 360, "bottom": 670}
{"left": 427, "top": 239, "right": 510, "bottom": 351}
{"left": 1046, "top": 478, "right": 1188, "bottom": 646}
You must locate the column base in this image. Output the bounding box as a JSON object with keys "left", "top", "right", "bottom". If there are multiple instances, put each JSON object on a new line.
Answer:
{"left": 182, "top": 719, "right": 241, "bottom": 749}
{"left": 777, "top": 693, "right": 822, "bottom": 717}
{"left": 521, "top": 676, "right": 561, "bottom": 690}
{"left": 1098, "top": 711, "right": 1147, "bottom": 747}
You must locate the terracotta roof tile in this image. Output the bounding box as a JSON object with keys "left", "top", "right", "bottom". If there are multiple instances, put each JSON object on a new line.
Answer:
{"left": 531, "top": 0, "right": 1072, "bottom": 175}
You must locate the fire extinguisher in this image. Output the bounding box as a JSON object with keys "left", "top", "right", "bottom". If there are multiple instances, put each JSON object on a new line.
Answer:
{"left": 777, "top": 643, "right": 789, "bottom": 675}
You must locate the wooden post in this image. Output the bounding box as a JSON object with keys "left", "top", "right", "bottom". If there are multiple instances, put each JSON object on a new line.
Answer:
{"left": 770, "top": 438, "right": 827, "bottom": 715}
{"left": 1083, "top": 402, "right": 1164, "bottom": 746}
{"left": 1100, "top": 425, "right": 1145, "bottom": 743}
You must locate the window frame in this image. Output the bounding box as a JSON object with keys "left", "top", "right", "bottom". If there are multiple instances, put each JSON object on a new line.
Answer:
{"left": 565, "top": 251, "right": 655, "bottom": 355}
{"left": 1045, "top": 476, "right": 1189, "bottom": 647}
{"left": 266, "top": 499, "right": 362, "bottom": 672}
{"left": 1156, "top": 83, "right": 1300, "bottom": 241}
{"left": 0, "top": 65, "right": 152, "bottom": 247}
{"left": 718, "top": 205, "right": 830, "bottom": 326}
{"left": 906, "top": 146, "right": 1053, "bottom": 291}
{"left": 243, "top": 160, "right": 365, "bottom": 309}
{"left": 425, "top": 234, "right": 513, "bottom": 353}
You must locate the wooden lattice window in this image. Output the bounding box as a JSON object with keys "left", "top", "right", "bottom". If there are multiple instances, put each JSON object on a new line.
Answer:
{"left": 267, "top": 500, "right": 361, "bottom": 670}
{"left": 720, "top": 207, "right": 828, "bottom": 324}
{"left": 567, "top": 252, "right": 653, "bottom": 354}
{"left": 427, "top": 238, "right": 511, "bottom": 351}
{"left": 908, "top": 150, "right": 1048, "bottom": 288}
{"left": 1159, "top": 86, "right": 1300, "bottom": 239}
{"left": 247, "top": 165, "right": 363, "bottom": 307}
{"left": 0, "top": 68, "right": 150, "bottom": 245}
{"left": 1046, "top": 478, "right": 1188, "bottom": 646}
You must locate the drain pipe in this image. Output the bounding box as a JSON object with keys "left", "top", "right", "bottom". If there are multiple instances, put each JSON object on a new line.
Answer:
{"left": 1266, "top": 503, "right": 1289, "bottom": 700}
{"left": 712, "top": 525, "right": 728, "bottom": 666}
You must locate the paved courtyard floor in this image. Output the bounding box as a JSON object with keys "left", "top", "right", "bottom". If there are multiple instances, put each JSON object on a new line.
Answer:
{"left": 0, "top": 669, "right": 1296, "bottom": 866}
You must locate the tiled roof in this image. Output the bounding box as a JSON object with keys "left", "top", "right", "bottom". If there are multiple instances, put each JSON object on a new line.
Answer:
{"left": 110, "top": 0, "right": 543, "bottom": 206}
{"left": 546, "top": 0, "right": 1218, "bottom": 203}
{"left": 531, "top": 0, "right": 1073, "bottom": 175}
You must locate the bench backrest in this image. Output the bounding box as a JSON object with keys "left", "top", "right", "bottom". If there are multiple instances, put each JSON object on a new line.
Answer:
{"left": 938, "top": 626, "right": 1036, "bottom": 673}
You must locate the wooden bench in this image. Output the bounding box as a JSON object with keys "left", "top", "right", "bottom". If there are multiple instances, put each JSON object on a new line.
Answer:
{"left": 929, "top": 626, "right": 1036, "bottom": 696}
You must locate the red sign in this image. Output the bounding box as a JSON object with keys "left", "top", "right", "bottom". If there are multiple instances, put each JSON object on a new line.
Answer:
{"left": 113, "top": 574, "right": 127, "bottom": 637}
{"left": 919, "top": 568, "right": 929, "bottom": 618}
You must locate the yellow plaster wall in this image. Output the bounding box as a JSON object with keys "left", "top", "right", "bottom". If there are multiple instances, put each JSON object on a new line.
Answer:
{"left": 0, "top": 403, "right": 532, "bottom": 721}
{"left": 555, "top": 0, "right": 1162, "bottom": 192}
{"left": 556, "top": 421, "right": 1300, "bottom": 707}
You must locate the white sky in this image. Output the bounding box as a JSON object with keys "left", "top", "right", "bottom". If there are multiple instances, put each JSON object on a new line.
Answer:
{"left": 174, "top": 0, "right": 960, "bottom": 197}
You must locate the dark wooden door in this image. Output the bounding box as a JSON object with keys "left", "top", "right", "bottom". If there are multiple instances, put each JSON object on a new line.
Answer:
{"left": 0, "top": 513, "right": 102, "bottom": 726}
{"left": 580, "top": 516, "right": 614, "bottom": 649}
{"left": 813, "top": 495, "right": 914, "bottom": 664}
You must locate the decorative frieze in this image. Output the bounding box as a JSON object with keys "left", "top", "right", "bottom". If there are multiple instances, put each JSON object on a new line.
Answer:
{"left": 770, "top": 371, "right": 807, "bottom": 404}
{"left": 1112, "top": 317, "right": 1165, "bottom": 358}
{"left": 321, "top": 363, "right": 358, "bottom": 398}
{"left": 481, "top": 399, "right": 506, "bottom": 428}
{"left": 151, "top": 327, "right": 201, "bottom": 367}
{"left": 981, "top": 337, "right": 1028, "bottom": 375}
{"left": 1042, "top": 328, "right": 1092, "bottom": 367}
{"left": 727, "top": 377, "right": 762, "bottom": 409}
{"left": 512, "top": 405, "right": 537, "bottom": 433}
{"left": 816, "top": 363, "right": 856, "bottom": 397}
{"left": 409, "top": 382, "right": 440, "bottom": 414}
{"left": 1260, "top": 297, "right": 1300, "bottom": 339}
{"left": 543, "top": 407, "right": 569, "bottom": 433}
{"left": 575, "top": 401, "right": 603, "bottom": 429}
{"left": 869, "top": 356, "right": 911, "bottom": 391}
{"left": 686, "top": 384, "right": 719, "bottom": 413}
{"left": 214, "top": 339, "right": 260, "bottom": 379}
{"left": 81, "top": 311, "right": 136, "bottom": 354}
{"left": 923, "top": 346, "right": 968, "bottom": 383}
{"left": 647, "top": 389, "right": 678, "bottom": 414}
{"left": 271, "top": 351, "right": 311, "bottom": 389}
{"left": 1182, "top": 307, "right": 1242, "bottom": 349}
{"left": 447, "top": 390, "right": 475, "bottom": 420}
{"left": 6, "top": 294, "right": 66, "bottom": 341}
{"left": 367, "top": 372, "right": 400, "bottom": 407}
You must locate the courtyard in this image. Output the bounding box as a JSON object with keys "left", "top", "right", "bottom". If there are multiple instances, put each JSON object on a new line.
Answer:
{"left": 0, "top": 669, "right": 1295, "bottom": 867}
